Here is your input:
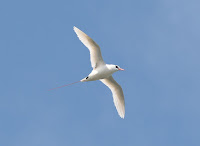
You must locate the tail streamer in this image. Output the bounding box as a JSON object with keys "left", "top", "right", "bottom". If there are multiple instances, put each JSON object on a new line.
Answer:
{"left": 48, "top": 81, "right": 81, "bottom": 91}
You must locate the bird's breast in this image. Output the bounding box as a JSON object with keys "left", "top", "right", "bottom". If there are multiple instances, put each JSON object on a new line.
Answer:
{"left": 89, "top": 67, "right": 113, "bottom": 81}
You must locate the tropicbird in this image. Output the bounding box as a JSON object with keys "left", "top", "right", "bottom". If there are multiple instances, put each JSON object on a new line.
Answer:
{"left": 50, "top": 27, "right": 125, "bottom": 119}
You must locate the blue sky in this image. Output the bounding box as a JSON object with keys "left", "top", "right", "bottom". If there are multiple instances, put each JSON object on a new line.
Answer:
{"left": 1, "top": 0, "right": 200, "bottom": 145}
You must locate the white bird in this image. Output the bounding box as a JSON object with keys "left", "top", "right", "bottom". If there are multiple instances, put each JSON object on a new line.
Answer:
{"left": 74, "top": 26, "right": 125, "bottom": 119}
{"left": 49, "top": 27, "right": 125, "bottom": 119}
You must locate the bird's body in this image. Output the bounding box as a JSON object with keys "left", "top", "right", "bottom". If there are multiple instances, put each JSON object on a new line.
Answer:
{"left": 81, "top": 64, "right": 118, "bottom": 82}
{"left": 73, "top": 26, "right": 125, "bottom": 119}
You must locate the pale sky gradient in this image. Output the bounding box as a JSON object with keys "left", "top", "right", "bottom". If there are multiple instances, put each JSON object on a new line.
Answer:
{"left": 0, "top": 0, "right": 200, "bottom": 146}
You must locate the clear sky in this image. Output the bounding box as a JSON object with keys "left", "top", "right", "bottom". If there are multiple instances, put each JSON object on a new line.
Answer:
{"left": 1, "top": 0, "right": 200, "bottom": 145}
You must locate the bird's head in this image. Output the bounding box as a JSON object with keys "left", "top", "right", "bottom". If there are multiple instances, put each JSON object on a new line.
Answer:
{"left": 109, "top": 64, "right": 125, "bottom": 72}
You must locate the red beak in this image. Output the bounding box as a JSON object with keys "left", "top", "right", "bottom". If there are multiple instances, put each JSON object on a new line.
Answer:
{"left": 118, "top": 68, "right": 125, "bottom": 71}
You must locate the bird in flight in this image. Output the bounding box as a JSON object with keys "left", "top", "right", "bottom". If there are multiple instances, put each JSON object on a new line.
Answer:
{"left": 50, "top": 27, "right": 125, "bottom": 118}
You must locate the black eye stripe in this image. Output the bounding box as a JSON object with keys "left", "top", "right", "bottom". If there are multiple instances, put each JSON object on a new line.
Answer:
{"left": 86, "top": 77, "right": 89, "bottom": 79}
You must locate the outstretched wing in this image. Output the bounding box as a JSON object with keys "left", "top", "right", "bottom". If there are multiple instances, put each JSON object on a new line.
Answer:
{"left": 100, "top": 76, "right": 125, "bottom": 119}
{"left": 74, "top": 26, "right": 105, "bottom": 68}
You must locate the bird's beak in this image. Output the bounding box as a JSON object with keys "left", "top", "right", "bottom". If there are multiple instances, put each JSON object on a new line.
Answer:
{"left": 118, "top": 68, "right": 125, "bottom": 71}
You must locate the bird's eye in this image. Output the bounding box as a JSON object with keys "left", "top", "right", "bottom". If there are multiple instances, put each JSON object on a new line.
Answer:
{"left": 116, "top": 66, "right": 118, "bottom": 69}
{"left": 86, "top": 77, "right": 89, "bottom": 79}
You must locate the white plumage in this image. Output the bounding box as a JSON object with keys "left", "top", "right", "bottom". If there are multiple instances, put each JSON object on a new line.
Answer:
{"left": 100, "top": 76, "right": 125, "bottom": 118}
{"left": 74, "top": 26, "right": 125, "bottom": 119}
{"left": 74, "top": 27, "right": 105, "bottom": 69}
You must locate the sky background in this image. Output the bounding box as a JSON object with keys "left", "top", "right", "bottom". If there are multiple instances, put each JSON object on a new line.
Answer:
{"left": 1, "top": 0, "right": 200, "bottom": 145}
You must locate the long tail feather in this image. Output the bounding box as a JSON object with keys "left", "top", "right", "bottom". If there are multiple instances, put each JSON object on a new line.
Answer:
{"left": 48, "top": 81, "right": 80, "bottom": 91}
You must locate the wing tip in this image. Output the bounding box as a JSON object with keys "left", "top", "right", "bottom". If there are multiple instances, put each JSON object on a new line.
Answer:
{"left": 73, "top": 26, "right": 78, "bottom": 31}
{"left": 117, "top": 104, "right": 125, "bottom": 119}
{"left": 119, "top": 112, "right": 125, "bottom": 119}
{"left": 73, "top": 26, "right": 84, "bottom": 36}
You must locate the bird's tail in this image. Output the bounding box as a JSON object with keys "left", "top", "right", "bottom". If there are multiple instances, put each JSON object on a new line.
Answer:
{"left": 48, "top": 80, "right": 81, "bottom": 91}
